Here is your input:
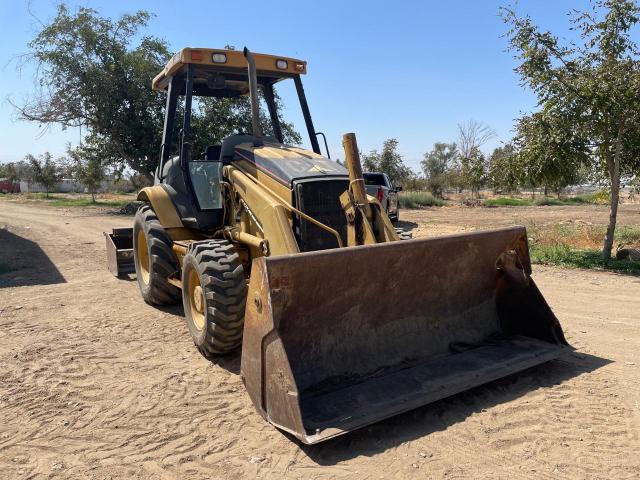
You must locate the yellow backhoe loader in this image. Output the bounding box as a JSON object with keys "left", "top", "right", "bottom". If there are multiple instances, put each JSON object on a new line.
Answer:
{"left": 105, "top": 47, "right": 571, "bottom": 444}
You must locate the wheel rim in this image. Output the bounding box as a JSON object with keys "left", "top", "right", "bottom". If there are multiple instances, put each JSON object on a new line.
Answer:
{"left": 136, "top": 229, "right": 150, "bottom": 284}
{"left": 188, "top": 269, "right": 206, "bottom": 331}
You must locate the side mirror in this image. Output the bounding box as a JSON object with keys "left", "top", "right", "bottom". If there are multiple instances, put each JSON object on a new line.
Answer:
{"left": 396, "top": 186, "right": 403, "bottom": 192}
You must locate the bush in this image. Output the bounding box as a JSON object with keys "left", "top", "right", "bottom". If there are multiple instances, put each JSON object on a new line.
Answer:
{"left": 525, "top": 220, "right": 640, "bottom": 275}
{"left": 526, "top": 222, "right": 640, "bottom": 250}
{"left": 616, "top": 226, "right": 640, "bottom": 247}
{"left": 398, "top": 191, "right": 446, "bottom": 208}
{"left": 534, "top": 197, "right": 587, "bottom": 206}
{"left": 483, "top": 193, "right": 605, "bottom": 207}
{"left": 530, "top": 245, "right": 640, "bottom": 275}
{"left": 574, "top": 189, "right": 610, "bottom": 205}
{"left": 483, "top": 198, "right": 532, "bottom": 207}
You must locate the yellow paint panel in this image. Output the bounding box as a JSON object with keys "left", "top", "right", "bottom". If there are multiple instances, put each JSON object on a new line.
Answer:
{"left": 137, "top": 186, "right": 183, "bottom": 229}
{"left": 153, "top": 48, "right": 307, "bottom": 91}
{"left": 233, "top": 157, "right": 292, "bottom": 204}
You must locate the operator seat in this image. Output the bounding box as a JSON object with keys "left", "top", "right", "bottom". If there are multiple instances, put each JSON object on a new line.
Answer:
{"left": 204, "top": 145, "right": 222, "bottom": 161}
{"left": 156, "top": 156, "right": 222, "bottom": 232}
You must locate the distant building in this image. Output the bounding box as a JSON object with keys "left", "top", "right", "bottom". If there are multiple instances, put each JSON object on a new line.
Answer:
{"left": 0, "top": 179, "right": 20, "bottom": 193}
{"left": 19, "top": 178, "right": 85, "bottom": 193}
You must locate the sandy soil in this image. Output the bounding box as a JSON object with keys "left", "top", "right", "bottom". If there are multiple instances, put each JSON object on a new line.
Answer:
{"left": 0, "top": 201, "right": 639, "bottom": 479}
{"left": 397, "top": 202, "right": 640, "bottom": 238}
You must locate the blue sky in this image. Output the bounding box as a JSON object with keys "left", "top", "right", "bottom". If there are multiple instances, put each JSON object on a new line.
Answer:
{"left": 0, "top": 0, "right": 625, "bottom": 171}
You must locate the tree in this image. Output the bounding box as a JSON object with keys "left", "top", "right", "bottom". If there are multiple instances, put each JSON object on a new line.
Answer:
{"left": 457, "top": 120, "right": 495, "bottom": 197}
{"left": 190, "top": 91, "right": 301, "bottom": 155}
{"left": 502, "top": 0, "right": 640, "bottom": 259}
{"left": 15, "top": 5, "right": 171, "bottom": 178}
{"left": 461, "top": 147, "right": 487, "bottom": 198}
{"left": 27, "top": 152, "right": 63, "bottom": 197}
{"left": 421, "top": 142, "right": 458, "bottom": 198}
{"left": 512, "top": 113, "right": 590, "bottom": 197}
{"left": 457, "top": 120, "right": 496, "bottom": 160}
{"left": 67, "top": 143, "right": 107, "bottom": 202}
{"left": 488, "top": 143, "right": 520, "bottom": 193}
{"left": 16, "top": 10, "right": 302, "bottom": 179}
{"left": 361, "top": 139, "right": 412, "bottom": 185}
{"left": 0, "top": 163, "right": 19, "bottom": 183}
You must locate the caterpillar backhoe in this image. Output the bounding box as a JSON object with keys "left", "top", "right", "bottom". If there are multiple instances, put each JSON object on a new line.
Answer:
{"left": 105, "top": 47, "right": 571, "bottom": 444}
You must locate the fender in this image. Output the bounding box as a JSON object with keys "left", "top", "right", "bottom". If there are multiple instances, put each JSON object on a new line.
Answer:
{"left": 137, "top": 185, "right": 184, "bottom": 229}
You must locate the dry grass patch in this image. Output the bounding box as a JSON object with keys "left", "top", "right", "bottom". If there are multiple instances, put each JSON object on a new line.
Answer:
{"left": 524, "top": 220, "right": 640, "bottom": 274}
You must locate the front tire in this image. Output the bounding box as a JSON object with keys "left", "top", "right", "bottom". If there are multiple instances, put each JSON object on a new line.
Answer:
{"left": 182, "top": 240, "right": 247, "bottom": 357}
{"left": 389, "top": 203, "right": 399, "bottom": 222}
{"left": 133, "top": 204, "right": 180, "bottom": 305}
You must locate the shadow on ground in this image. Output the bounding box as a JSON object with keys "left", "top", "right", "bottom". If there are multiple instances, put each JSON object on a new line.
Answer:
{"left": 154, "top": 302, "right": 242, "bottom": 374}
{"left": 395, "top": 220, "right": 418, "bottom": 233}
{"left": 0, "top": 228, "right": 66, "bottom": 288}
{"left": 299, "top": 352, "right": 609, "bottom": 464}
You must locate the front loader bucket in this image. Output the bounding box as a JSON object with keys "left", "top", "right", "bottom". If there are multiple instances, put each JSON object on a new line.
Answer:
{"left": 241, "top": 226, "right": 571, "bottom": 444}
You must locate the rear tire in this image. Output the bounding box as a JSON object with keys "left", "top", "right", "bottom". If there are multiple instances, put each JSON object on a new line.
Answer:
{"left": 133, "top": 204, "right": 180, "bottom": 305}
{"left": 182, "top": 240, "right": 247, "bottom": 357}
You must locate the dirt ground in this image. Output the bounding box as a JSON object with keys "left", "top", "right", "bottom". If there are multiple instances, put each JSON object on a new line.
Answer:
{"left": 1, "top": 201, "right": 639, "bottom": 479}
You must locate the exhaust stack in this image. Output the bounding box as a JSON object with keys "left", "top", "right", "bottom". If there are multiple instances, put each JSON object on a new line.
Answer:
{"left": 243, "top": 47, "right": 263, "bottom": 146}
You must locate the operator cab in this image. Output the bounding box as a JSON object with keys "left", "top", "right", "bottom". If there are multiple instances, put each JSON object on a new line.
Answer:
{"left": 153, "top": 48, "right": 324, "bottom": 234}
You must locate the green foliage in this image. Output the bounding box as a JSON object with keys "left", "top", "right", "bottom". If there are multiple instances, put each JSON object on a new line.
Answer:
{"left": 16, "top": 5, "right": 170, "bottom": 176}
{"left": 456, "top": 120, "right": 495, "bottom": 197}
{"left": 577, "top": 189, "right": 611, "bottom": 205}
{"left": 0, "top": 161, "right": 34, "bottom": 182}
{"left": 483, "top": 197, "right": 532, "bottom": 207}
{"left": 19, "top": 192, "right": 132, "bottom": 207}
{"left": 502, "top": 0, "right": 640, "bottom": 259}
{"left": 483, "top": 193, "right": 606, "bottom": 207}
{"left": 67, "top": 142, "right": 108, "bottom": 201}
{"left": 362, "top": 139, "right": 413, "bottom": 185}
{"left": 512, "top": 112, "right": 590, "bottom": 195}
{"left": 398, "top": 191, "right": 446, "bottom": 208}
{"left": 460, "top": 147, "right": 487, "bottom": 198}
{"left": 0, "top": 163, "right": 19, "bottom": 182}
{"left": 191, "top": 91, "right": 301, "bottom": 155}
{"left": 530, "top": 245, "right": 640, "bottom": 275}
{"left": 402, "top": 175, "right": 428, "bottom": 191}
{"left": 17, "top": 10, "right": 302, "bottom": 177}
{"left": 534, "top": 197, "right": 586, "bottom": 206}
{"left": 615, "top": 225, "right": 640, "bottom": 248}
{"left": 527, "top": 219, "right": 640, "bottom": 274}
{"left": 47, "top": 197, "right": 130, "bottom": 207}
{"left": 26, "top": 152, "right": 63, "bottom": 198}
{"left": 488, "top": 144, "right": 520, "bottom": 193}
{"left": 421, "top": 142, "right": 458, "bottom": 198}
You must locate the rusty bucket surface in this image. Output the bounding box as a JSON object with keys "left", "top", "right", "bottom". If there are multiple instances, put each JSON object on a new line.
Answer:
{"left": 240, "top": 226, "right": 571, "bottom": 444}
{"left": 105, "top": 228, "right": 135, "bottom": 277}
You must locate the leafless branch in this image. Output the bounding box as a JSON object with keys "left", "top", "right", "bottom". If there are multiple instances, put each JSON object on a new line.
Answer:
{"left": 457, "top": 119, "right": 496, "bottom": 158}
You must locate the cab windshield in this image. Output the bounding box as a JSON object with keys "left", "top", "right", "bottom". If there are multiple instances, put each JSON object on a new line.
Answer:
{"left": 188, "top": 161, "right": 223, "bottom": 210}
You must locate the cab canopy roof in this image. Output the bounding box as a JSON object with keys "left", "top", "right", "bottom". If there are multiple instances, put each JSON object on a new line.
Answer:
{"left": 152, "top": 48, "right": 307, "bottom": 97}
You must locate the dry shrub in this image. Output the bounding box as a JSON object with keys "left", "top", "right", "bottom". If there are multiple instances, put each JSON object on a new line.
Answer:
{"left": 527, "top": 220, "right": 640, "bottom": 250}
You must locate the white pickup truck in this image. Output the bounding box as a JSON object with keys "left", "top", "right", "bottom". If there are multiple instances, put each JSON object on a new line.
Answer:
{"left": 363, "top": 172, "right": 402, "bottom": 222}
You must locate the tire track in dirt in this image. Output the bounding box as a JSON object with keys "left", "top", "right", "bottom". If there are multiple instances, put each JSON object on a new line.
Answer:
{"left": 1, "top": 202, "right": 639, "bottom": 479}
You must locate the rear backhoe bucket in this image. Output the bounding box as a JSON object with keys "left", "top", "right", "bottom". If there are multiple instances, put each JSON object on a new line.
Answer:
{"left": 241, "top": 226, "right": 571, "bottom": 444}
{"left": 104, "top": 228, "right": 135, "bottom": 277}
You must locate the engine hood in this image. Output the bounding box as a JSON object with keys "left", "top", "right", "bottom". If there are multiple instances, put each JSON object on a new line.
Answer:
{"left": 233, "top": 142, "right": 348, "bottom": 186}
